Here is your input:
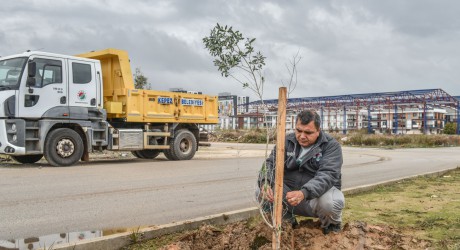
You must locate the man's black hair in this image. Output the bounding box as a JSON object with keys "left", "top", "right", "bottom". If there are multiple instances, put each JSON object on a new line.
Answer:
{"left": 296, "top": 110, "right": 321, "bottom": 130}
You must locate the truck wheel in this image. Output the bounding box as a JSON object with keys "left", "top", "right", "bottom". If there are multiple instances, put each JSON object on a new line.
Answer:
{"left": 11, "top": 154, "right": 43, "bottom": 164}
{"left": 132, "top": 150, "right": 160, "bottom": 159}
{"left": 163, "top": 149, "right": 173, "bottom": 160}
{"left": 165, "top": 129, "right": 197, "bottom": 160}
{"left": 132, "top": 151, "right": 144, "bottom": 158}
{"left": 44, "top": 128, "right": 84, "bottom": 167}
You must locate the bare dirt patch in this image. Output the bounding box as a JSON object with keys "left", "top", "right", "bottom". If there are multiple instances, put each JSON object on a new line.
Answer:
{"left": 144, "top": 219, "right": 431, "bottom": 250}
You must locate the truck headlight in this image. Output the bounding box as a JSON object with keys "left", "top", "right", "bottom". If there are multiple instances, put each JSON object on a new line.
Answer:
{"left": 12, "top": 134, "right": 17, "bottom": 142}
{"left": 11, "top": 124, "right": 16, "bottom": 132}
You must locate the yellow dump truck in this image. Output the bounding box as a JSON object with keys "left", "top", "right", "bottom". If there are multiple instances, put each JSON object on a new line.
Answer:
{"left": 0, "top": 48, "right": 218, "bottom": 166}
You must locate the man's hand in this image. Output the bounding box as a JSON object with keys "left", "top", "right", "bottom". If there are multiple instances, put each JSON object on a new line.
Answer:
{"left": 260, "top": 185, "right": 274, "bottom": 202}
{"left": 286, "top": 190, "right": 305, "bottom": 206}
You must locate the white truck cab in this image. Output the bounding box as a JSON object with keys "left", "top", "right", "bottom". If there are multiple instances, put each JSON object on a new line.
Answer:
{"left": 0, "top": 51, "right": 104, "bottom": 164}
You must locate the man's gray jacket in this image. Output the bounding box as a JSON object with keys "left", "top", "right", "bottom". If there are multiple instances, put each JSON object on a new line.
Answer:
{"left": 259, "top": 131, "right": 343, "bottom": 200}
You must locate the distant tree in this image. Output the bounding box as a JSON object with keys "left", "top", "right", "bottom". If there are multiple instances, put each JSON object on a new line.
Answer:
{"left": 443, "top": 122, "right": 457, "bottom": 134}
{"left": 134, "top": 67, "right": 149, "bottom": 89}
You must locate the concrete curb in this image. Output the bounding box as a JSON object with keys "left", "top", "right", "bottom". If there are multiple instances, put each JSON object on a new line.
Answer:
{"left": 51, "top": 207, "right": 260, "bottom": 250}
{"left": 51, "top": 166, "right": 458, "bottom": 250}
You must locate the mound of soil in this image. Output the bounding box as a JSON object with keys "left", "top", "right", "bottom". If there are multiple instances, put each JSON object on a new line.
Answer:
{"left": 160, "top": 219, "right": 431, "bottom": 250}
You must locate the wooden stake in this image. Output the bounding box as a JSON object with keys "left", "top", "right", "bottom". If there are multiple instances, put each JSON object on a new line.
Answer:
{"left": 272, "top": 87, "right": 287, "bottom": 250}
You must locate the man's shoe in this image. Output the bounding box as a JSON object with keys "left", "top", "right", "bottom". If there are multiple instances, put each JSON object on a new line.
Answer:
{"left": 322, "top": 223, "right": 341, "bottom": 235}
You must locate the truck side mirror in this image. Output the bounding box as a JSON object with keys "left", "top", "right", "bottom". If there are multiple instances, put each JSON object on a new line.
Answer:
{"left": 26, "top": 77, "right": 36, "bottom": 88}
{"left": 28, "top": 61, "right": 36, "bottom": 77}
{"left": 26, "top": 62, "right": 36, "bottom": 88}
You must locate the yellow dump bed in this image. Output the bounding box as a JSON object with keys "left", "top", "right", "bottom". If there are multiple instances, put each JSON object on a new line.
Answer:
{"left": 77, "top": 49, "right": 218, "bottom": 124}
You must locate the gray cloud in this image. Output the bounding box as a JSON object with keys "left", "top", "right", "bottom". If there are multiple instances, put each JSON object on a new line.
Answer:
{"left": 1, "top": 0, "right": 460, "bottom": 100}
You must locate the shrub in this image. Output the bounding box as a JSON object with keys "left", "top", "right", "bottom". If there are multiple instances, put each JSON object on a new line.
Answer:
{"left": 209, "top": 130, "right": 240, "bottom": 142}
{"left": 347, "top": 134, "right": 363, "bottom": 146}
{"left": 240, "top": 130, "right": 267, "bottom": 143}
{"left": 394, "top": 135, "right": 412, "bottom": 145}
{"left": 443, "top": 123, "right": 457, "bottom": 135}
{"left": 361, "top": 136, "right": 380, "bottom": 146}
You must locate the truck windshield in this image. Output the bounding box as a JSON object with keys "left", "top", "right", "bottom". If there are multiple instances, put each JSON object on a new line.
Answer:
{"left": 0, "top": 57, "right": 27, "bottom": 90}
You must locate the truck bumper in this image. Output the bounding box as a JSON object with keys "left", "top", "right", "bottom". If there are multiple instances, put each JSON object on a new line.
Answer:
{"left": 0, "top": 119, "right": 26, "bottom": 155}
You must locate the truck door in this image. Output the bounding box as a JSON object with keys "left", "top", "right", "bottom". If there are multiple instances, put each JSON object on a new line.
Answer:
{"left": 18, "top": 56, "right": 68, "bottom": 119}
{"left": 67, "top": 60, "right": 97, "bottom": 109}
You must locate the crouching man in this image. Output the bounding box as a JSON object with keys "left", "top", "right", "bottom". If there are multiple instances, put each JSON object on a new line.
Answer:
{"left": 257, "top": 110, "right": 345, "bottom": 234}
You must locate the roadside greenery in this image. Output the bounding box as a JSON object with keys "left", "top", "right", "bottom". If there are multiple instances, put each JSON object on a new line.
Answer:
{"left": 209, "top": 129, "right": 460, "bottom": 147}
{"left": 334, "top": 133, "right": 460, "bottom": 147}
{"left": 343, "top": 168, "right": 460, "bottom": 249}
{"left": 209, "top": 128, "right": 276, "bottom": 144}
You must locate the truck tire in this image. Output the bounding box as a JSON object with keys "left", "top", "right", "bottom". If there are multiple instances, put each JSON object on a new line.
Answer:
{"left": 132, "top": 149, "right": 161, "bottom": 159}
{"left": 11, "top": 154, "right": 43, "bottom": 164}
{"left": 132, "top": 151, "right": 144, "bottom": 158}
{"left": 164, "top": 129, "right": 197, "bottom": 160}
{"left": 44, "top": 128, "right": 84, "bottom": 167}
{"left": 163, "top": 148, "right": 173, "bottom": 160}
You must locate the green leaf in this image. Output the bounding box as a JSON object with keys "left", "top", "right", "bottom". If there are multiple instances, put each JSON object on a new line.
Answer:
{"left": 203, "top": 23, "right": 266, "bottom": 95}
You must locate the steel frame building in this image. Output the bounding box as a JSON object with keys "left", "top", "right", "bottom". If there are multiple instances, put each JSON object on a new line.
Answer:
{"left": 249, "top": 88, "right": 460, "bottom": 135}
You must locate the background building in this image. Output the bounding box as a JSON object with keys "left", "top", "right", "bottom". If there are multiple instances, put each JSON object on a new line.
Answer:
{"left": 171, "top": 88, "right": 458, "bottom": 135}
{"left": 241, "top": 89, "right": 460, "bottom": 135}
{"left": 217, "top": 93, "right": 249, "bottom": 129}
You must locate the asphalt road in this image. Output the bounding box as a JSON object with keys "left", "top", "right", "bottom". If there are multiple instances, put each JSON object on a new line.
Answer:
{"left": 0, "top": 143, "right": 459, "bottom": 240}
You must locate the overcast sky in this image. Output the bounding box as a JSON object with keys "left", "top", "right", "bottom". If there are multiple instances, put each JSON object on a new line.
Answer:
{"left": 2, "top": 0, "right": 460, "bottom": 100}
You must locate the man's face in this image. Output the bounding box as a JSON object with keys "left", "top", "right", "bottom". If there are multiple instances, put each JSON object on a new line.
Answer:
{"left": 295, "top": 120, "right": 320, "bottom": 147}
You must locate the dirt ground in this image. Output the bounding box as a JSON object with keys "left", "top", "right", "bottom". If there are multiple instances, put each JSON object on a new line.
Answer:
{"left": 158, "top": 219, "right": 431, "bottom": 250}
{"left": 126, "top": 168, "right": 459, "bottom": 250}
